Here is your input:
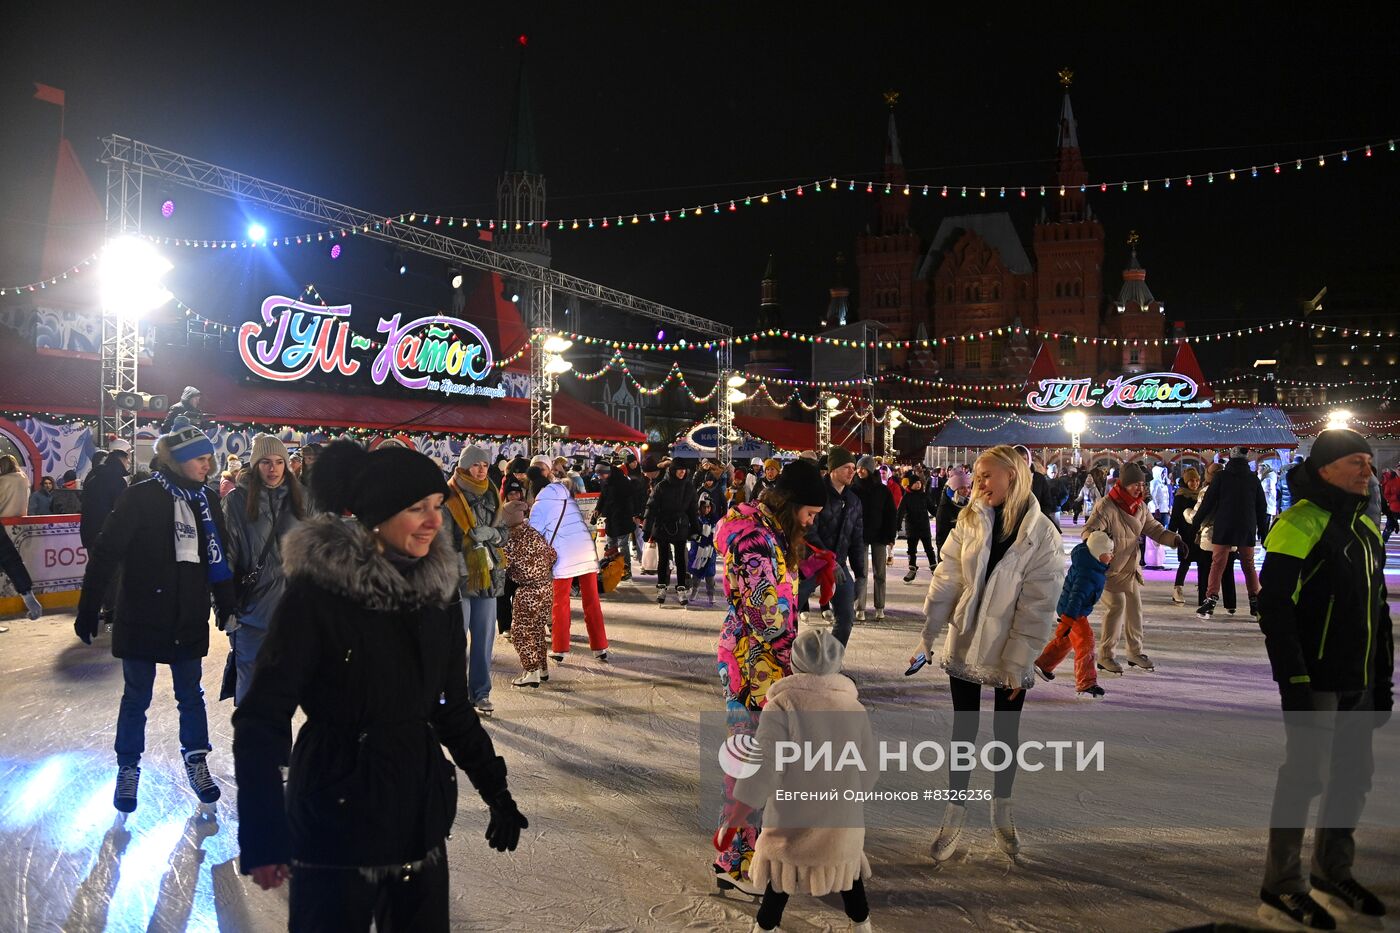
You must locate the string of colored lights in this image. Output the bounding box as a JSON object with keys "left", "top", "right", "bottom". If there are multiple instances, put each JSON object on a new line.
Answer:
{"left": 555, "top": 316, "right": 1396, "bottom": 353}
{"left": 0, "top": 252, "right": 99, "bottom": 296}
{"left": 394, "top": 138, "right": 1397, "bottom": 233}
{"left": 1213, "top": 373, "right": 1400, "bottom": 388}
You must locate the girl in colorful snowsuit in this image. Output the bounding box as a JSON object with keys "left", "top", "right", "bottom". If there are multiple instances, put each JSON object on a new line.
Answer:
{"left": 712, "top": 460, "right": 827, "bottom": 895}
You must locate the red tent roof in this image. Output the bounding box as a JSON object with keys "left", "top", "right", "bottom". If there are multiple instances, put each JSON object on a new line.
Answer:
{"left": 0, "top": 331, "right": 642, "bottom": 441}
{"left": 734, "top": 413, "right": 871, "bottom": 454}
{"left": 1169, "top": 342, "right": 1214, "bottom": 400}
{"left": 1025, "top": 341, "right": 1060, "bottom": 387}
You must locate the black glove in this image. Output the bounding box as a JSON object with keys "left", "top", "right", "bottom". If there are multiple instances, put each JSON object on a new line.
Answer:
{"left": 1279, "top": 682, "right": 1314, "bottom": 712}
{"left": 74, "top": 608, "right": 99, "bottom": 645}
{"left": 485, "top": 791, "right": 528, "bottom": 852}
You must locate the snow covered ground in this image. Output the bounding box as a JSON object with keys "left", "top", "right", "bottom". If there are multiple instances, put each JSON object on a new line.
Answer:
{"left": 2, "top": 530, "right": 1397, "bottom": 932}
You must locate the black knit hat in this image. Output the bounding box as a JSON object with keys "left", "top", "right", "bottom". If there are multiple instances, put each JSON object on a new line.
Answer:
{"left": 827, "top": 445, "right": 857, "bottom": 471}
{"left": 776, "top": 458, "right": 827, "bottom": 507}
{"left": 1308, "top": 429, "right": 1372, "bottom": 468}
{"left": 311, "top": 440, "right": 450, "bottom": 527}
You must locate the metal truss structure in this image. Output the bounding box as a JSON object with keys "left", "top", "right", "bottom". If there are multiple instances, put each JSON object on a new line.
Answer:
{"left": 99, "top": 136, "right": 733, "bottom": 455}
{"left": 99, "top": 159, "right": 145, "bottom": 447}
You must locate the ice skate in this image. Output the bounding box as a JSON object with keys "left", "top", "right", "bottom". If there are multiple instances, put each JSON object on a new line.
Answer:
{"left": 852, "top": 921, "right": 874, "bottom": 933}
{"left": 1126, "top": 654, "right": 1155, "bottom": 672}
{"left": 23, "top": 591, "right": 42, "bottom": 620}
{"left": 1097, "top": 657, "right": 1123, "bottom": 676}
{"left": 874, "top": 608, "right": 885, "bottom": 621}
{"left": 1309, "top": 875, "right": 1385, "bottom": 924}
{"left": 705, "top": 580, "right": 715, "bottom": 604}
{"left": 820, "top": 608, "right": 834, "bottom": 623}
{"left": 475, "top": 698, "right": 495, "bottom": 717}
{"left": 1257, "top": 889, "right": 1336, "bottom": 930}
{"left": 855, "top": 610, "right": 866, "bottom": 622}
{"left": 991, "top": 797, "right": 1020, "bottom": 857}
{"left": 749, "top": 923, "right": 783, "bottom": 933}
{"left": 512, "top": 669, "right": 541, "bottom": 688}
{"left": 1249, "top": 595, "right": 1261, "bottom": 620}
{"left": 548, "top": 652, "right": 565, "bottom": 664}
{"left": 714, "top": 864, "right": 762, "bottom": 896}
{"left": 593, "top": 648, "right": 609, "bottom": 662}
{"left": 182, "top": 750, "right": 220, "bottom": 804}
{"left": 678, "top": 585, "right": 689, "bottom": 607}
{"left": 113, "top": 765, "right": 140, "bottom": 813}
{"left": 1034, "top": 664, "right": 1055, "bottom": 682}
{"left": 1076, "top": 684, "right": 1106, "bottom": 699}
{"left": 1196, "top": 595, "right": 1217, "bottom": 620}
{"left": 903, "top": 568, "right": 917, "bottom": 583}
{"left": 929, "top": 802, "right": 965, "bottom": 862}
{"left": 656, "top": 584, "right": 667, "bottom": 606}
{"left": 1171, "top": 585, "right": 1184, "bottom": 605}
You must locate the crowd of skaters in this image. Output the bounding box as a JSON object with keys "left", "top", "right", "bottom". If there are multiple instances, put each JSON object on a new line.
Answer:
{"left": 0, "top": 393, "right": 1394, "bottom": 929}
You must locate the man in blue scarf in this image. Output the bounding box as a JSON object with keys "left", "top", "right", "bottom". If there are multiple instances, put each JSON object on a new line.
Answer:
{"left": 76, "top": 420, "right": 237, "bottom": 814}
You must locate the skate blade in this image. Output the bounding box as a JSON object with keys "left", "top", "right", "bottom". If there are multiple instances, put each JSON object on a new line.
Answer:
{"left": 1309, "top": 890, "right": 1384, "bottom": 930}
{"left": 1126, "top": 663, "right": 1156, "bottom": 673}
{"left": 197, "top": 801, "right": 218, "bottom": 817}
{"left": 1095, "top": 667, "right": 1123, "bottom": 678}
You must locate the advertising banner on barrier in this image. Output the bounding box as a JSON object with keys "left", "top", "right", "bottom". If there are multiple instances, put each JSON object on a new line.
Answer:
{"left": 0, "top": 516, "right": 86, "bottom": 606}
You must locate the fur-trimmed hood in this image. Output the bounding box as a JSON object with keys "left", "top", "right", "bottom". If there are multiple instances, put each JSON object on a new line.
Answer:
{"left": 281, "top": 514, "right": 459, "bottom": 612}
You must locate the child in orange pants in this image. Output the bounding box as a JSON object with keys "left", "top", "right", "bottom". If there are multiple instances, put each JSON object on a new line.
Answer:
{"left": 1035, "top": 530, "right": 1113, "bottom": 699}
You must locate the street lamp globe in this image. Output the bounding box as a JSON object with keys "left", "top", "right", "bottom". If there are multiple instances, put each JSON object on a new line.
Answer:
{"left": 1326, "top": 409, "right": 1352, "bottom": 431}
{"left": 1062, "top": 410, "right": 1088, "bottom": 436}
{"left": 825, "top": 395, "right": 841, "bottom": 410}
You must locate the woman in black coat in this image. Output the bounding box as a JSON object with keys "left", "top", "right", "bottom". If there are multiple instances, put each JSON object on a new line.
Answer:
{"left": 593, "top": 463, "right": 636, "bottom": 576}
{"left": 644, "top": 459, "right": 699, "bottom": 606}
{"left": 74, "top": 425, "right": 237, "bottom": 814}
{"left": 233, "top": 442, "right": 527, "bottom": 931}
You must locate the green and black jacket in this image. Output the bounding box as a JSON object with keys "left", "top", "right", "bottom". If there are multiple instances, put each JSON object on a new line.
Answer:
{"left": 1258, "top": 461, "right": 1393, "bottom": 710}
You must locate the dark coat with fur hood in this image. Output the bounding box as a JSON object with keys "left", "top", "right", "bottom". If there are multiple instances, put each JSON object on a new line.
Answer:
{"left": 233, "top": 514, "right": 510, "bottom": 873}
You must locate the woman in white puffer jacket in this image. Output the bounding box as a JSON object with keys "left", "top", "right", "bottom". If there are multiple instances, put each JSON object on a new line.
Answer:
{"left": 527, "top": 465, "right": 609, "bottom": 665}
{"left": 910, "top": 444, "right": 1064, "bottom": 863}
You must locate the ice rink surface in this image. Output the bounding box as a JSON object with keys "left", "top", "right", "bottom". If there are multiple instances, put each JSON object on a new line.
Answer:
{"left": 2, "top": 530, "right": 1397, "bottom": 932}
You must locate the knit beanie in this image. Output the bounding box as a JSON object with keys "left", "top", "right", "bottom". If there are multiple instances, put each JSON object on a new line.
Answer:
{"left": 1119, "top": 462, "right": 1147, "bottom": 486}
{"left": 763, "top": 458, "right": 781, "bottom": 472}
{"left": 61, "top": 469, "right": 78, "bottom": 486}
{"left": 249, "top": 433, "right": 290, "bottom": 466}
{"left": 458, "top": 445, "right": 492, "bottom": 470}
{"left": 508, "top": 456, "right": 530, "bottom": 475}
{"left": 158, "top": 424, "right": 214, "bottom": 464}
{"left": 775, "top": 458, "right": 827, "bottom": 507}
{"left": 1086, "top": 530, "right": 1115, "bottom": 557}
{"left": 1308, "top": 429, "right": 1372, "bottom": 468}
{"left": 797, "top": 450, "right": 818, "bottom": 463}
{"left": 791, "top": 627, "right": 845, "bottom": 675}
{"left": 501, "top": 499, "right": 530, "bottom": 528}
{"left": 827, "top": 446, "right": 857, "bottom": 471}
{"left": 856, "top": 454, "right": 878, "bottom": 473}
{"left": 311, "top": 440, "right": 449, "bottom": 527}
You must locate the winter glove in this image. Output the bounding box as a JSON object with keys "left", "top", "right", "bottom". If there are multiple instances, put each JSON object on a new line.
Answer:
{"left": 218, "top": 613, "right": 241, "bottom": 633}
{"left": 712, "top": 799, "right": 755, "bottom": 852}
{"left": 469, "top": 525, "right": 500, "bottom": 545}
{"left": 1279, "top": 682, "right": 1314, "bottom": 712}
{"left": 484, "top": 790, "right": 528, "bottom": 852}
{"left": 1374, "top": 685, "right": 1393, "bottom": 729}
{"left": 74, "top": 607, "right": 99, "bottom": 645}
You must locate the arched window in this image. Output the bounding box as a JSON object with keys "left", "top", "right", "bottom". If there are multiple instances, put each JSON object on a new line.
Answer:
{"left": 989, "top": 338, "right": 1004, "bottom": 367}
{"left": 965, "top": 339, "right": 982, "bottom": 369}
{"left": 1058, "top": 333, "right": 1076, "bottom": 365}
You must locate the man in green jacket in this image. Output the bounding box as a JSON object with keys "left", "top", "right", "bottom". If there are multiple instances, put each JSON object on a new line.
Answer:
{"left": 1256, "top": 428, "right": 1393, "bottom": 930}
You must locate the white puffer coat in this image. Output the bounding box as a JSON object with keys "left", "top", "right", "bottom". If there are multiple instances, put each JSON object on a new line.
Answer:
{"left": 1150, "top": 465, "right": 1172, "bottom": 513}
{"left": 529, "top": 481, "right": 597, "bottom": 579}
{"left": 920, "top": 502, "right": 1065, "bottom": 689}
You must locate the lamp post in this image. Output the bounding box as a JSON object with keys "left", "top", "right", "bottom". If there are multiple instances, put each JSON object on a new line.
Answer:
{"left": 884, "top": 408, "right": 901, "bottom": 459}
{"left": 1063, "top": 409, "right": 1088, "bottom": 467}
{"left": 817, "top": 394, "right": 840, "bottom": 452}
{"left": 716, "top": 373, "right": 747, "bottom": 472}
{"left": 533, "top": 333, "right": 572, "bottom": 456}
{"left": 99, "top": 236, "right": 172, "bottom": 450}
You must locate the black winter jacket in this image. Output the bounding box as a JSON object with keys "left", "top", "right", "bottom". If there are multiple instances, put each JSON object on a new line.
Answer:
{"left": 79, "top": 458, "right": 130, "bottom": 548}
{"left": 853, "top": 475, "right": 897, "bottom": 545}
{"left": 595, "top": 468, "right": 635, "bottom": 538}
{"left": 935, "top": 487, "right": 969, "bottom": 553}
{"left": 644, "top": 471, "right": 699, "bottom": 544}
{"left": 233, "top": 515, "right": 510, "bottom": 872}
{"left": 806, "top": 478, "right": 863, "bottom": 568}
{"left": 1259, "top": 462, "right": 1393, "bottom": 709}
{"left": 896, "top": 488, "right": 933, "bottom": 534}
{"left": 76, "top": 471, "right": 236, "bottom": 661}
{"left": 1194, "top": 456, "right": 1269, "bottom": 548}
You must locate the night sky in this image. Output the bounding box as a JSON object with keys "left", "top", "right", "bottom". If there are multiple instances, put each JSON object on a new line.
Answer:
{"left": 3, "top": 6, "right": 1399, "bottom": 374}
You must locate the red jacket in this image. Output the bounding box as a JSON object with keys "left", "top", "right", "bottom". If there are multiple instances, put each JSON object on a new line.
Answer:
{"left": 885, "top": 476, "right": 904, "bottom": 508}
{"left": 1383, "top": 472, "right": 1400, "bottom": 513}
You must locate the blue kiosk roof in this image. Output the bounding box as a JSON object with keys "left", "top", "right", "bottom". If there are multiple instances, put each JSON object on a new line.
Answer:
{"left": 931, "top": 407, "right": 1299, "bottom": 449}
